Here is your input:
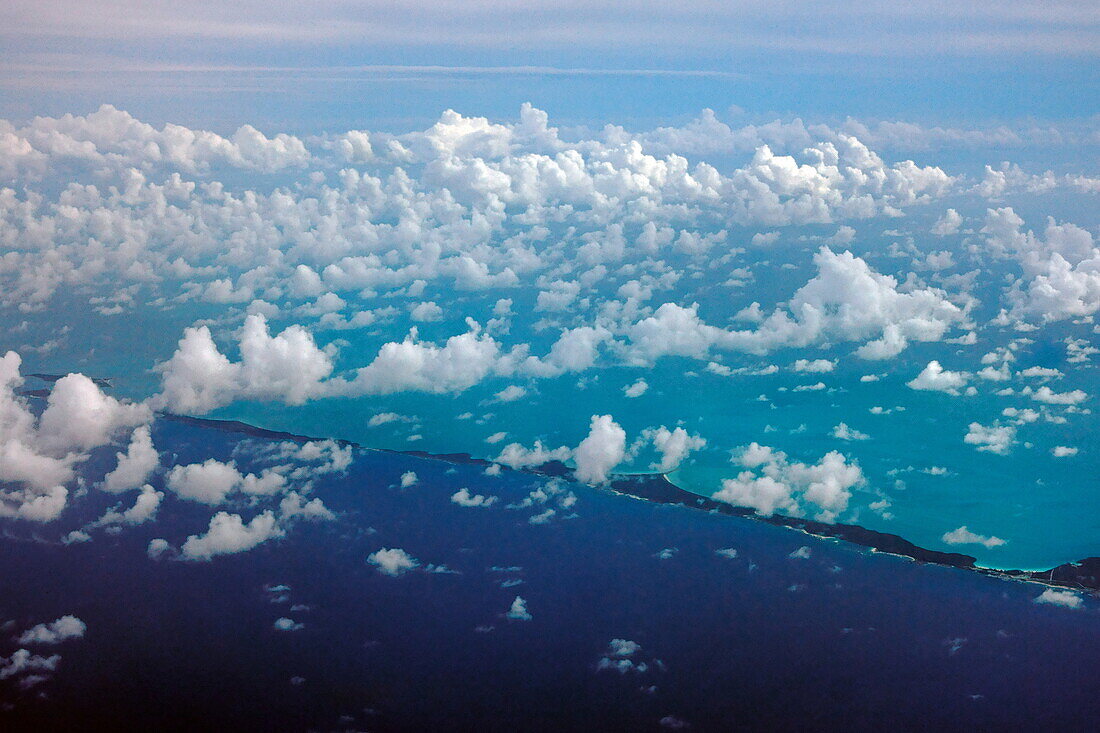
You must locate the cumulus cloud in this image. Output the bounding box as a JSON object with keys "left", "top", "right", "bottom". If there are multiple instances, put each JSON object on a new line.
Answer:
{"left": 506, "top": 596, "right": 532, "bottom": 621}
{"left": 17, "top": 616, "right": 86, "bottom": 645}
{"left": 153, "top": 315, "right": 333, "bottom": 414}
{"left": 625, "top": 249, "right": 965, "bottom": 364}
{"left": 792, "top": 358, "right": 836, "bottom": 373}
{"left": 573, "top": 415, "right": 627, "bottom": 484}
{"left": 101, "top": 425, "right": 159, "bottom": 493}
{"left": 907, "top": 361, "right": 970, "bottom": 395}
{"left": 714, "top": 442, "right": 863, "bottom": 522}
{"left": 451, "top": 488, "right": 498, "bottom": 507}
{"left": 633, "top": 426, "right": 707, "bottom": 473}
{"left": 166, "top": 458, "right": 286, "bottom": 505}
{"left": 941, "top": 526, "right": 1006, "bottom": 548}
{"left": 963, "top": 422, "right": 1015, "bottom": 455}
{"left": 368, "top": 547, "right": 420, "bottom": 576}
{"left": 1034, "top": 588, "right": 1083, "bottom": 609}
{"left": 180, "top": 511, "right": 284, "bottom": 560}
{"left": 983, "top": 208, "right": 1100, "bottom": 323}
{"left": 831, "top": 423, "right": 869, "bottom": 441}
{"left": 0, "top": 352, "right": 150, "bottom": 521}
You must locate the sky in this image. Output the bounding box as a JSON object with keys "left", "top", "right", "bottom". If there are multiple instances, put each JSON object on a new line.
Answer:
{"left": 2, "top": 1, "right": 1098, "bottom": 131}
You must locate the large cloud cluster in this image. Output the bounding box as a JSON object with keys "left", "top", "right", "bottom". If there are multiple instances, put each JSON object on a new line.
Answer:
{"left": 625, "top": 247, "right": 967, "bottom": 363}
{"left": 1, "top": 351, "right": 151, "bottom": 521}
{"left": 714, "top": 442, "right": 864, "bottom": 523}
{"left": 983, "top": 208, "right": 1100, "bottom": 323}
{"left": 0, "top": 105, "right": 955, "bottom": 312}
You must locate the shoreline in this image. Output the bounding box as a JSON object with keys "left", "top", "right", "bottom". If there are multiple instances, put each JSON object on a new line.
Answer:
{"left": 159, "top": 412, "right": 1100, "bottom": 596}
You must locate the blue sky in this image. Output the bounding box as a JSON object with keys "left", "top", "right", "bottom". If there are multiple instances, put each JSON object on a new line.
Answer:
{"left": 2, "top": 1, "right": 1098, "bottom": 130}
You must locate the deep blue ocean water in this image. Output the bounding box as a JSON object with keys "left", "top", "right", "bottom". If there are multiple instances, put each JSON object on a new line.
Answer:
{"left": 1, "top": 416, "right": 1096, "bottom": 731}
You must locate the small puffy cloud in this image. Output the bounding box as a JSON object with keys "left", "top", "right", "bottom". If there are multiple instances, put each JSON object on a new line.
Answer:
{"left": 399, "top": 471, "right": 418, "bottom": 487}
{"left": 596, "top": 638, "right": 649, "bottom": 673}
{"left": 964, "top": 422, "right": 1015, "bottom": 455}
{"left": 17, "top": 616, "right": 86, "bottom": 645}
{"left": 494, "top": 440, "right": 571, "bottom": 470}
{"left": 279, "top": 491, "right": 335, "bottom": 521}
{"left": 792, "top": 358, "right": 836, "bottom": 373}
{"left": 101, "top": 426, "right": 159, "bottom": 493}
{"left": 1030, "top": 387, "right": 1087, "bottom": 405}
{"left": 91, "top": 484, "right": 163, "bottom": 527}
{"left": 166, "top": 458, "right": 286, "bottom": 505}
{"left": 931, "top": 208, "right": 963, "bottom": 236}
{"left": 368, "top": 547, "right": 419, "bottom": 576}
{"left": 451, "top": 488, "right": 498, "bottom": 508}
{"left": 410, "top": 301, "right": 443, "bottom": 322}
{"left": 494, "top": 385, "right": 527, "bottom": 403}
{"left": 831, "top": 422, "right": 869, "bottom": 441}
{"left": 788, "top": 546, "right": 812, "bottom": 559}
{"left": 1034, "top": 588, "right": 1083, "bottom": 609}
{"left": 573, "top": 414, "right": 626, "bottom": 484}
{"left": 273, "top": 617, "right": 304, "bottom": 632}
{"left": 942, "top": 526, "right": 1006, "bottom": 548}
{"left": 907, "top": 361, "right": 969, "bottom": 394}
{"left": 147, "top": 538, "right": 172, "bottom": 559}
{"left": 369, "top": 412, "right": 413, "bottom": 427}
{"left": 636, "top": 426, "right": 706, "bottom": 473}
{"left": 0, "top": 649, "right": 61, "bottom": 682}
{"left": 180, "top": 511, "right": 284, "bottom": 560}
{"left": 1052, "top": 446, "right": 1078, "bottom": 457}
{"left": 623, "top": 379, "right": 649, "bottom": 398}
{"left": 506, "top": 596, "right": 532, "bottom": 621}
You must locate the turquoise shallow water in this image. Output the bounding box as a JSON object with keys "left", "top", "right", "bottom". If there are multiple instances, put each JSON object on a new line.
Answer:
{"left": 196, "top": 334, "right": 1099, "bottom": 571}
{"left": 4, "top": 208, "right": 1098, "bottom": 571}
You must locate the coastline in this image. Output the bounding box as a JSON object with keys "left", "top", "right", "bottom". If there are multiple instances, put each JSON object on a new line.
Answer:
{"left": 158, "top": 412, "right": 1100, "bottom": 596}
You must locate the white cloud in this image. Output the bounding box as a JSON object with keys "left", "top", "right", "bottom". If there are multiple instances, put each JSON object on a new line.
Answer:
{"left": 931, "top": 208, "right": 963, "bottom": 236}
{"left": 506, "top": 596, "right": 532, "bottom": 621}
{"left": 714, "top": 442, "right": 863, "bottom": 523}
{"left": 792, "top": 358, "right": 836, "bottom": 373}
{"left": 410, "top": 301, "right": 443, "bottom": 322}
{"left": 573, "top": 414, "right": 627, "bottom": 485}
{"left": 963, "top": 422, "right": 1015, "bottom": 455}
{"left": 494, "top": 384, "right": 527, "bottom": 403}
{"left": 623, "top": 378, "right": 649, "bottom": 398}
{"left": 1034, "top": 588, "right": 1083, "bottom": 609}
{"left": 153, "top": 314, "right": 333, "bottom": 414}
{"left": 368, "top": 547, "right": 419, "bottom": 576}
{"left": 1030, "top": 386, "right": 1087, "bottom": 405}
{"left": 0, "top": 352, "right": 151, "bottom": 521}
{"left": 831, "top": 423, "right": 869, "bottom": 441}
{"left": 941, "top": 526, "right": 1006, "bottom": 548}
{"left": 0, "top": 649, "right": 61, "bottom": 682}
{"left": 494, "top": 440, "right": 571, "bottom": 470}
{"left": 451, "top": 488, "right": 498, "bottom": 507}
{"left": 399, "top": 471, "right": 418, "bottom": 487}
{"left": 273, "top": 617, "right": 304, "bottom": 632}
{"left": 907, "top": 361, "right": 969, "bottom": 394}
{"left": 166, "top": 458, "right": 286, "bottom": 505}
{"left": 636, "top": 426, "right": 706, "bottom": 473}
{"left": 1052, "top": 446, "right": 1078, "bottom": 457}
{"left": 181, "top": 510, "right": 284, "bottom": 560}
{"left": 17, "top": 616, "right": 86, "bottom": 645}
{"left": 101, "top": 425, "right": 159, "bottom": 493}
